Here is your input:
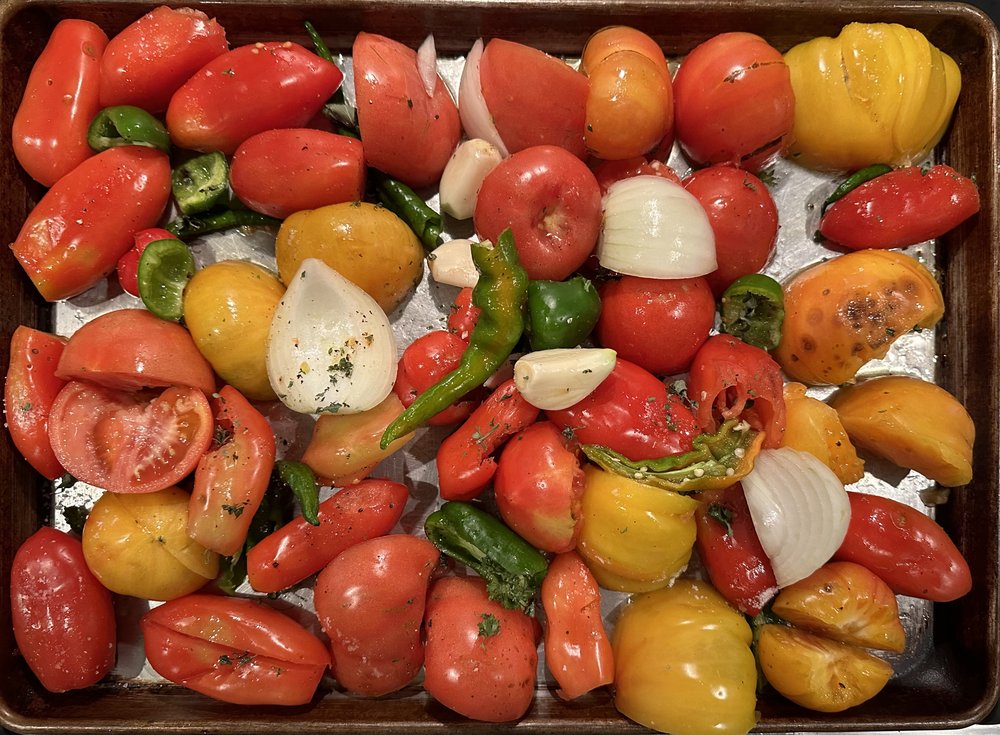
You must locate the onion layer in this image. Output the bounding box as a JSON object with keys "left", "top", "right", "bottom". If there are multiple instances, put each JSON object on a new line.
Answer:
{"left": 416, "top": 34, "right": 438, "bottom": 98}
{"left": 458, "top": 39, "right": 509, "bottom": 157}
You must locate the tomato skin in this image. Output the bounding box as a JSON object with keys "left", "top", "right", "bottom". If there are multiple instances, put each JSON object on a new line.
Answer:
{"left": 56, "top": 309, "right": 216, "bottom": 394}
{"left": 423, "top": 576, "right": 538, "bottom": 723}
{"left": 246, "top": 478, "right": 409, "bottom": 593}
{"left": 475, "top": 145, "right": 603, "bottom": 281}
{"left": 10, "top": 527, "right": 116, "bottom": 693}
{"left": 833, "top": 491, "right": 972, "bottom": 602}
{"left": 166, "top": 42, "right": 344, "bottom": 155}
{"left": 314, "top": 535, "right": 439, "bottom": 696}
{"left": 11, "top": 146, "right": 171, "bottom": 301}
{"left": 683, "top": 165, "right": 779, "bottom": 295}
{"left": 547, "top": 358, "right": 700, "bottom": 461}
{"left": 4, "top": 326, "right": 67, "bottom": 479}
{"left": 596, "top": 276, "right": 715, "bottom": 375}
{"left": 100, "top": 7, "right": 227, "bottom": 113}
{"left": 142, "top": 594, "right": 329, "bottom": 705}
{"left": 117, "top": 228, "right": 179, "bottom": 298}
{"left": 12, "top": 20, "right": 107, "bottom": 187}
{"left": 231, "top": 129, "right": 365, "bottom": 219}
{"left": 353, "top": 32, "right": 461, "bottom": 188}
{"left": 480, "top": 39, "right": 589, "bottom": 159}
{"left": 393, "top": 330, "right": 479, "bottom": 426}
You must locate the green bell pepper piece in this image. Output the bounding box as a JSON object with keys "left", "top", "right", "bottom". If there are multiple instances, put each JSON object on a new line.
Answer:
{"left": 525, "top": 276, "right": 601, "bottom": 351}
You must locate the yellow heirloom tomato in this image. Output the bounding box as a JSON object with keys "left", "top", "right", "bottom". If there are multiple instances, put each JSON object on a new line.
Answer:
{"left": 780, "top": 382, "right": 864, "bottom": 484}
{"left": 613, "top": 579, "right": 757, "bottom": 735}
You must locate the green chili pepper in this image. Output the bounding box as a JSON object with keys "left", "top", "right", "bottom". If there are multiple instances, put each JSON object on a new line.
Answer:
{"left": 88, "top": 105, "right": 170, "bottom": 153}
{"left": 425, "top": 501, "right": 548, "bottom": 612}
{"left": 381, "top": 228, "right": 528, "bottom": 448}
{"left": 137, "top": 238, "right": 196, "bottom": 322}
{"left": 166, "top": 209, "right": 280, "bottom": 240}
{"left": 62, "top": 505, "right": 89, "bottom": 536}
{"left": 582, "top": 419, "right": 765, "bottom": 494}
{"left": 525, "top": 276, "right": 601, "bottom": 350}
{"left": 274, "top": 460, "right": 320, "bottom": 526}
{"left": 305, "top": 20, "right": 357, "bottom": 129}
{"left": 822, "top": 163, "right": 893, "bottom": 214}
{"left": 719, "top": 273, "right": 785, "bottom": 351}
{"left": 372, "top": 171, "right": 443, "bottom": 252}
{"left": 172, "top": 151, "right": 230, "bottom": 215}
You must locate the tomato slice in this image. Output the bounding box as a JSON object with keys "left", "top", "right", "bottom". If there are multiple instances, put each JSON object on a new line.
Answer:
{"left": 48, "top": 381, "right": 213, "bottom": 494}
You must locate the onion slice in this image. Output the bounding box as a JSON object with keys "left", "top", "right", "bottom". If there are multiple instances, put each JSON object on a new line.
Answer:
{"left": 459, "top": 39, "right": 509, "bottom": 157}
{"left": 598, "top": 175, "right": 717, "bottom": 278}
{"left": 742, "top": 447, "right": 851, "bottom": 588}
{"left": 416, "top": 34, "right": 438, "bottom": 98}
{"left": 266, "top": 258, "right": 397, "bottom": 416}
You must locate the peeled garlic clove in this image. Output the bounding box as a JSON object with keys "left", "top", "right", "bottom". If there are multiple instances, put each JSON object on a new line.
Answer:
{"left": 439, "top": 138, "right": 503, "bottom": 220}
{"left": 429, "top": 238, "right": 481, "bottom": 288}
{"left": 514, "top": 348, "right": 616, "bottom": 411}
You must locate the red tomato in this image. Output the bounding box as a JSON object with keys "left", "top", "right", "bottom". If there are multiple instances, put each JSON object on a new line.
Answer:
{"left": 423, "top": 576, "right": 538, "bottom": 722}
{"left": 117, "top": 228, "right": 180, "bottom": 297}
{"left": 687, "top": 334, "right": 787, "bottom": 448}
{"left": 447, "top": 286, "right": 481, "bottom": 341}
{"left": 10, "top": 527, "right": 116, "bottom": 693}
{"left": 166, "top": 42, "right": 343, "bottom": 155}
{"left": 547, "top": 358, "right": 700, "bottom": 461}
{"left": 541, "top": 551, "right": 614, "bottom": 700}
{"left": 48, "top": 381, "right": 214, "bottom": 494}
{"left": 56, "top": 309, "right": 216, "bottom": 394}
{"left": 833, "top": 492, "right": 972, "bottom": 602}
{"left": 141, "top": 594, "right": 329, "bottom": 705}
{"left": 436, "top": 379, "right": 540, "bottom": 502}
{"left": 187, "top": 386, "right": 276, "bottom": 556}
{"left": 695, "top": 483, "right": 778, "bottom": 615}
{"left": 12, "top": 20, "right": 107, "bottom": 187}
{"left": 246, "top": 478, "right": 409, "bottom": 593}
{"left": 592, "top": 156, "right": 681, "bottom": 195}
{"left": 100, "top": 6, "right": 228, "bottom": 113}
{"left": 10, "top": 147, "right": 171, "bottom": 301}
{"left": 673, "top": 32, "right": 794, "bottom": 171}
{"left": 683, "top": 165, "right": 779, "bottom": 295}
{"left": 4, "top": 326, "right": 67, "bottom": 479}
{"left": 314, "top": 535, "right": 439, "bottom": 696}
{"left": 494, "top": 421, "right": 584, "bottom": 553}
{"left": 393, "top": 330, "right": 480, "bottom": 426}
{"left": 475, "top": 145, "right": 602, "bottom": 281}
{"left": 480, "top": 39, "right": 589, "bottom": 159}
{"left": 354, "top": 32, "right": 461, "bottom": 188}
{"left": 819, "top": 165, "right": 981, "bottom": 250}
{"left": 231, "top": 129, "right": 365, "bottom": 218}
{"left": 596, "top": 275, "right": 716, "bottom": 375}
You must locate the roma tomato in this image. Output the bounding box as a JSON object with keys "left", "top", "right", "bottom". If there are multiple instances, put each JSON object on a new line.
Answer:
{"left": 475, "top": 145, "right": 603, "bottom": 281}
{"left": 423, "top": 576, "right": 538, "bottom": 723}
{"left": 10, "top": 527, "right": 116, "bottom": 692}
{"left": 833, "top": 491, "right": 972, "bottom": 602}
{"left": 246, "top": 478, "right": 409, "bottom": 593}
{"left": 117, "top": 228, "right": 179, "bottom": 297}
{"left": 4, "top": 326, "right": 67, "bottom": 479}
{"left": 56, "top": 309, "right": 216, "bottom": 394}
{"left": 494, "top": 421, "right": 584, "bottom": 553}
{"left": 231, "top": 129, "right": 365, "bottom": 218}
{"left": 167, "top": 42, "right": 343, "bottom": 155}
{"left": 547, "top": 358, "right": 699, "bottom": 461}
{"left": 187, "top": 386, "right": 276, "bottom": 556}
{"left": 48, "top": 381, "right": 214, "bottom": 495}
{"left": 142, "top": 594, "right": 329, "bottom": 705}
{"left": 673, "top": 32, "right": 794, "bottom": 171}
{"left": 100, "top": 6, "right": 228, "bottom": 113}
{"left": 480, "top": 39, "right": 589, "bottom": 159}
{"left": 12, "top": 19, "right": 107, "bottom": 186}
{"left": 683, "top": 165, "right": 779, "bottom": 295}
{"left": 394, "top": 330, "right": 480, "bottom": 426}
{"left": 354, "top": 32, "right": 461, "bottom": 188}
{"left": 315, "top": 535, "right": 439, "bottom": 696}
{"left": 596, "top": 275, "right": 715, "bottom": 376}
{"left": 10, "top": 146, "right": 171, "bottom": 301}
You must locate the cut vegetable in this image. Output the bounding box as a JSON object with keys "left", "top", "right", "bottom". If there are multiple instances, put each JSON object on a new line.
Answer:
{"left": 429, "top": 237, "right": 480, "bottom": 288}
{"left": 439, "top": 139, "right": 504, "bottom": 220}
{"left": 514, "top": 348, "right": 616, "bottom": 411}
{"left": 458, "top": 39, "right": 509, "bottom": 157}
{"left": 136, "top": 238, "right": 195, "bottom": 323}
{"left": 416, "top": 34, "right": 438, "bottom": 98}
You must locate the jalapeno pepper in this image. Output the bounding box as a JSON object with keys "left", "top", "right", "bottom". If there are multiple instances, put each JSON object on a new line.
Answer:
{"left": 136, "top": 238, "right": 196, "bottom": 323}
{"left": 424, "top": 501, "right": 548, "bottom": 612}
{"left": 821, "top": 163, "right": 893, "bottom": 215}
{"left": 526, "top": 276, "right": 601, "bottom": 351}
{"left": 381, "top": 228, "right": 528, "bottom": 448}
{"left": 274, "top": 460, "right": 320, "bottom": 526}
{"left": 171, "top": 151, "right": 230, "bottom": 215}
{"left": 719, "top": 273, "right": 785, "bottom": 351}
{"left": 166, "top": 209, "right": 281, "bottom": 240}
{"left": 88, "top": 105, "right": 170, "bottom": 153}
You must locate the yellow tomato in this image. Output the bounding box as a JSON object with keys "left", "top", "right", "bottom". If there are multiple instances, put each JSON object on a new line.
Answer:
{"left": 577, "top": 465, "right": 697, "bottom": 592}
{"left": 613, "top": 579, "right": 757, "bottom": 735}
{"left": 82, "top": 487, "right": 219, "bottom": 601}
{"left": 275, "top": 202, "right": 424, "bottom": 315}
{"left": 830, "top": 375, "right": 974, "bottom": 486}
{"left": 781, "top": 382, "right": 864, "bottom": 484}
{"left": 182, "top": 260, "right": 284, "bottom": 400}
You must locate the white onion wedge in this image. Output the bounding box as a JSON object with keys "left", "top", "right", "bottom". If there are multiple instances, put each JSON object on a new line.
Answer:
{"left": 459, "top": 39, "right": 509, "bottom": 157}
{"left": 742, "top": 447, "right": 851, "bottom": 589}
{"left": 266, "top": 258, "right": 396, "bottom": 416}
{"left": 514, "top": 348, "right": 617, "bottom": 411}
{"left": 598, "top": 175, "right": 717, "bottom": 278}
{"left": 416, "top": 34, "right": 438, "bottom": 98}
{"left": 429, "top": 238, "right": 480, "bottom": 288}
